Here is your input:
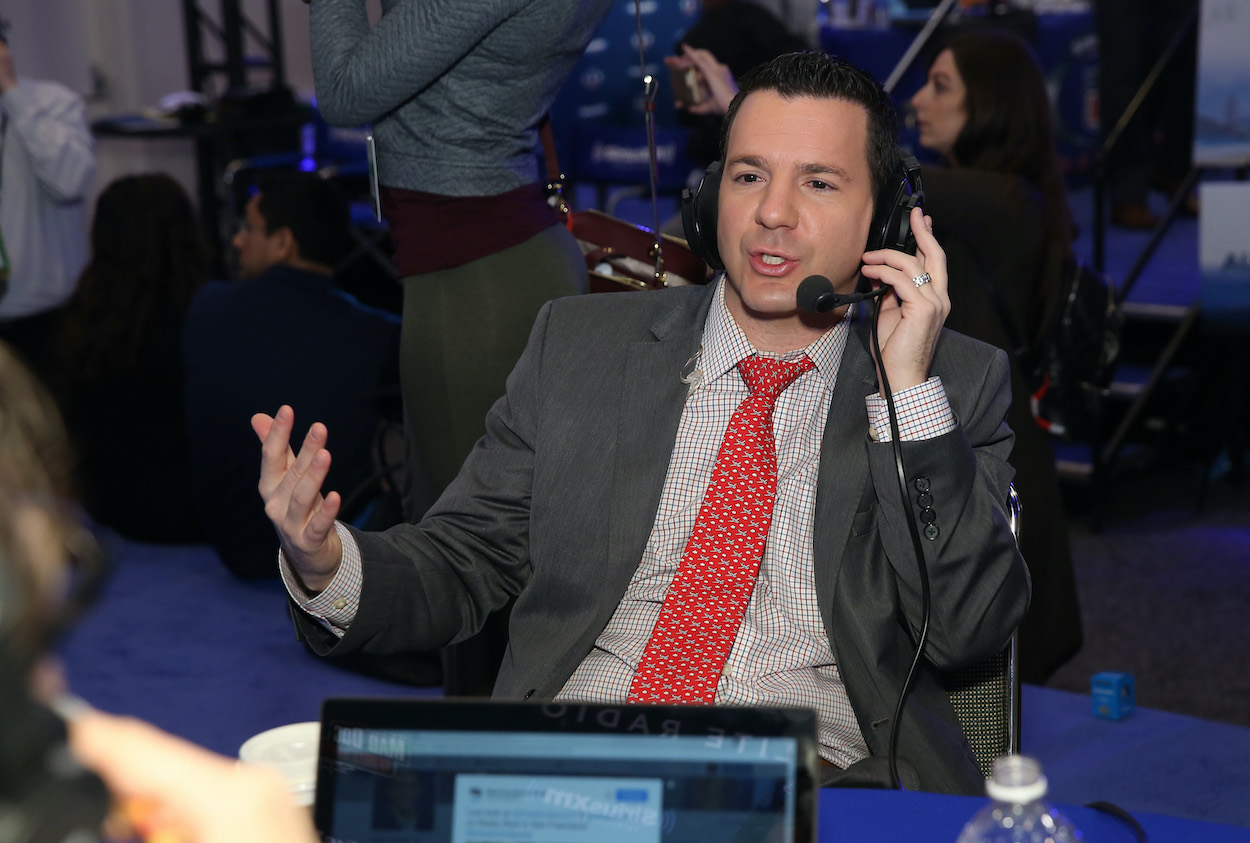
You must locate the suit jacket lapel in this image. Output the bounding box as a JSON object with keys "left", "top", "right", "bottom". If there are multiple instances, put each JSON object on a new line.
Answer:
{"left": 604, "top": 290, "right": 711, "bottom": 588}
{"left": 813, "top": 315, "right": 879, "bottom": 618}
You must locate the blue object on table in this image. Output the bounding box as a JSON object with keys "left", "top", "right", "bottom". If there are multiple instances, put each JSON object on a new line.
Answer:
{"left": 1092, "top": 671, "right": 1136, "bottom": 720}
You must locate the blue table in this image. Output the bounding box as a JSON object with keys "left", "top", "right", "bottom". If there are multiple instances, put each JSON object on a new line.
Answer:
{"left": 60, "top": 532, "right": 1250, "bottom": 838}
{"left": 819, "top": 788, "right": 1250, "bottom": 842}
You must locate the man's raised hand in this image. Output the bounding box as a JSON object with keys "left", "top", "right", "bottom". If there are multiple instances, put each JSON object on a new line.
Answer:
{"left": 251, "top": 405, "right": 343, "bottom": 592}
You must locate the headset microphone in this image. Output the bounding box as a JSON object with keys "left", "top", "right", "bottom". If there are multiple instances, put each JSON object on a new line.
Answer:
{"left": 795, "top": 275, "right": 891, "bottom": 313}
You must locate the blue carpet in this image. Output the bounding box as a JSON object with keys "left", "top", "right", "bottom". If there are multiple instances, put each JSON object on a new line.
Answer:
{"left": 58, "top": 531, "right": 436, "bottom": 758}
{"left": 57, "top": 532, "right": 1250, "bottom": 832}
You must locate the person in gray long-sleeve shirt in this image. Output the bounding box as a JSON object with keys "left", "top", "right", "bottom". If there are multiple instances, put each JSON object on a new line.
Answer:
{"left": 0, "top": 36, "right": 94, "bottom": 384}
{"left": 309, "top": 0, "right": 613, "bottom": 696}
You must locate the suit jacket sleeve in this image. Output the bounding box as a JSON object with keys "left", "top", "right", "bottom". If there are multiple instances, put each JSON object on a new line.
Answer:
{"left": 292, "top": 301, "right": 550, "bottom": 657}
{"left": 865, "top": 341, "right": 1029, "bottom": 669}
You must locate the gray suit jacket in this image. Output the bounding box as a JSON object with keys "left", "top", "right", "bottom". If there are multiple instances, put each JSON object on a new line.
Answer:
{"left": 294, "top": 283, "right": 1030, "bottom": 794}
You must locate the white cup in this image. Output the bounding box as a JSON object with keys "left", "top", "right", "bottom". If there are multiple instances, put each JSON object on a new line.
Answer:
{"left": 238, "top": 721, "right": 320, "bottom": 807}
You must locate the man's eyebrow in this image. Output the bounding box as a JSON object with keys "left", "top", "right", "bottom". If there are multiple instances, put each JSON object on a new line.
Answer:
{"left": 726, "top": 155, "right": 853, "bottom": 183}
{"left": 726, "top": 153, "right": 769, "bottom": 170}
{"left": 798, "top": 161, "right": 853, "bottom": 183}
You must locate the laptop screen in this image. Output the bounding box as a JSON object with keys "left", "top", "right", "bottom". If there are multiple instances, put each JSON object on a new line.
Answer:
{"left": 314, "top": 698, "right": 818, "bottom": 843}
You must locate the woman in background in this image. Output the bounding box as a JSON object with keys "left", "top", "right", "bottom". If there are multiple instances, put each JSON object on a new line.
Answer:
{"left": 910, "top": 27, "right": 1081, "bottom": 683}
{"left": 55, "top": 173, "right": 209, "bottom": 543}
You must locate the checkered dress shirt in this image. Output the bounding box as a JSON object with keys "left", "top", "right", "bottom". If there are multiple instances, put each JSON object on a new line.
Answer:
{"left": 558, "top": 283, "right": 953, "bottom": 768}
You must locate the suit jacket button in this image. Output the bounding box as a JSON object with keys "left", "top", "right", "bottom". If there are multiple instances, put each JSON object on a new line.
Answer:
{"left": 917, "top": 492, "right": 933, "bottom": 508}
{"left": 914, "top": 476, "right": 931, "bottom": 493}
{"left": 924, "top": 523, "right": 940, "bottom": 541}
{"left": 919, "top": 508, "right": 937, "bottom": 524}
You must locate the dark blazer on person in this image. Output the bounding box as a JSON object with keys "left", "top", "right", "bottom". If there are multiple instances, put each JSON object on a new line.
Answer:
{"left": 921, "top": 165, "right": 1082, "bottom": 684}
{"left": 290, "top": 282, "right": 1030, "bottom": 795}
{"left": 183, "top": 264, "right": 401, "bottom": 578}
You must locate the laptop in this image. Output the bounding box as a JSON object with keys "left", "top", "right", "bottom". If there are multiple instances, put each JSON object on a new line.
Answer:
{"left": 314, "top": 697, "right": 819, "bottom": 843}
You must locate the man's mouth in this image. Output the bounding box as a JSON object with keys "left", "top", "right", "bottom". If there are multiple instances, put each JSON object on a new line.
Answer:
{"left": 750, "top": 251, "right": 797, "bottom": 276}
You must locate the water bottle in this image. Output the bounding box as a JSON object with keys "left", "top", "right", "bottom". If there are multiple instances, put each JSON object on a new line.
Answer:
{"left": 956, "top": 755, "right": 1083, "bottom": 842}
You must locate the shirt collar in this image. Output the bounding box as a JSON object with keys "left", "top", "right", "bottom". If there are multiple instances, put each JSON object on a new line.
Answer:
{"left": 695, "top": 277, "right": 852, "bottom": 391}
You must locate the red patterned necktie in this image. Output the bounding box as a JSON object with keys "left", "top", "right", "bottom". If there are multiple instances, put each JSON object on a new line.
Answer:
{"left": 628, "top": 354, "right": 815, "bottom": 704}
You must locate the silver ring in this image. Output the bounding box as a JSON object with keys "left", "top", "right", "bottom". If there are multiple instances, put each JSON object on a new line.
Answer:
{"left": 912, "top": 272, "right": 932, "bottom": 288}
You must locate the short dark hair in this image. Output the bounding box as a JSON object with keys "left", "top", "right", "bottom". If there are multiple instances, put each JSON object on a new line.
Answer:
{"left": 720, "top": 50, "right": 902, "bottom": 205}
{"left": 254, "top": 172, "right": 351, "bottom": 268}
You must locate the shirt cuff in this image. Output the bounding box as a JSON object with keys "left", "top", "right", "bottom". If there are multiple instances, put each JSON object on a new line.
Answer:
{"left": 278, "top": 521, "right": 363, "bottom": 638}
{"left": 0, "top": 81, "right": 28, "bottom": 112}
{"left": 866, "top": 377, "right": 956, "bottom": 442}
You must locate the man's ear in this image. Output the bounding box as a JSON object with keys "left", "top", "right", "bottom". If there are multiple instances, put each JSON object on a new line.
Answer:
{"left": 270, "top": 226, "right": 300, "bottom": 264}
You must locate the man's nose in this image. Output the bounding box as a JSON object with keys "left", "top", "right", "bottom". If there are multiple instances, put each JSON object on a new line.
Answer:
{"left": 755, "top": 181, "right": 798, "bottom": 229}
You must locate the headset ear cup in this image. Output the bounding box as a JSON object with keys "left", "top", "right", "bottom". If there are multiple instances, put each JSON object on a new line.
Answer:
{"left": 868, "top": 174, "right": 908, "bottom": 253}
{"left": 891, "top": 195, "right": 914, "bottom": 255}
{"left": 681, "top": 160, "right": 723, "bottom": 271}
{"left": 866, "top": 162, "right": 922, "bottom": 255}
{"left": 866, "top": 198, "right": 889, "bottom": 253}
{"left": 899, "top": 192, "right": 921, "bottom": 254}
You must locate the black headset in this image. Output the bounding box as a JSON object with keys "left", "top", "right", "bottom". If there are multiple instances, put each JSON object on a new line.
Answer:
{"left": 681, "top": 155, "right": 926, "bottom": 275}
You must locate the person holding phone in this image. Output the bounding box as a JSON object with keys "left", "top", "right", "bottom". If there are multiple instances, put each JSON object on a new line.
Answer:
{"left": 660, "top": 1, "right": 805, "bottom": 235}
{"left": 663, "top": 1, "right": 806, "bottom": 156}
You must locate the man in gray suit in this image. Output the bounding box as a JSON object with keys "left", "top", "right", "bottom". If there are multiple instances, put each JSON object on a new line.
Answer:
{"left": 253, "top": 52, "right": 1028, "bottom": 795}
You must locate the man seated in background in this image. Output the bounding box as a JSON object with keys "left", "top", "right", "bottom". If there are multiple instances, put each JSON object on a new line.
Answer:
{"left": 184, "top": 173, "right": 402, "bottom": 580}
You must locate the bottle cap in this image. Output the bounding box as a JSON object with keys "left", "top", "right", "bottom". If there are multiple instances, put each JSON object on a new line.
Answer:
{"left": 985, "top": 755, "right": 1048, "bottom": 804}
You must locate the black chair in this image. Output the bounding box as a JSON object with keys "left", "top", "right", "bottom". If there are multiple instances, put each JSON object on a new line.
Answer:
{"left": 942, "top": 484, "right": 1023, "bottom": 778}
